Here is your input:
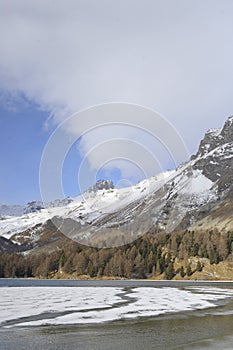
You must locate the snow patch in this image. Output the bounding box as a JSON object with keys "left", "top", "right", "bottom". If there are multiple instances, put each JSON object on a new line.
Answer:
{"left": 179, "top": 171, "right": 213, "bottom": 195}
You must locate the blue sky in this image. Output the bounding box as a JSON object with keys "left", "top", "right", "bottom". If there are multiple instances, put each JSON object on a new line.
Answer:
{"left": 0, "top": 102, "right": 51, "bottom": 203}
{"left": 1, "top": 0, "right": 233, "bottom": 204}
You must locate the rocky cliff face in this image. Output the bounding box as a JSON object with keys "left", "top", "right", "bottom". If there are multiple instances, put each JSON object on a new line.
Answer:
{"left": 194, "top": 116, "right": 233, "bottom": 191}
{"left": 196, "top": 116, "right": 233, "bottom": 157}
{"left": 220, "top": 116, "right": 233, "bottom": 143}
{"left": 196, "top": 128, "right": 222, "bottom": 157}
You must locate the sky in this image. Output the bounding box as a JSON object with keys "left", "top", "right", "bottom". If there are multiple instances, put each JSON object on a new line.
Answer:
{"left": 1, "top": 0, "right": 233, "bottom": 204}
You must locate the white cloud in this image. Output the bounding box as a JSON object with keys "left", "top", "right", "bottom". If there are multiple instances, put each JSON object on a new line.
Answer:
{"left": 1, "top": 0, "right": 233, "bottom": 182}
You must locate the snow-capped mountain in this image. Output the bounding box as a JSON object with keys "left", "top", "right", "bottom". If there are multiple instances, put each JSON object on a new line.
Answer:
{"left": 1, "top": 116, "right": 233, "bottom": 249}
{"left": 0, "top": 198, "right": 73, "bottom": 217}
{"left": 0, "top": 204, "right": 24, "bottom": 217}
{"left": 87, "top": 179, "right": 114, "bottom": 193}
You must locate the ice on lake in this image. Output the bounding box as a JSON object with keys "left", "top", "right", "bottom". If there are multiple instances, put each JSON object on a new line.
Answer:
{"left": 1, "top": 285, "right": 233, "bottom": 327}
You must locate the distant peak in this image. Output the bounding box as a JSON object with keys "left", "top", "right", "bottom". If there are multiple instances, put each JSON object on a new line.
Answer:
{"left": 87, "top": 179, "right": 114, "bottom": 193}
{"left": 24, "top": 200, "right": 44, "bottom": 214}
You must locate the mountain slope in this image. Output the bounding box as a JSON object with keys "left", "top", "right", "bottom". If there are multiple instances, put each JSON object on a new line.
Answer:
{"left": 0, "top": 116, "right": 233, "bottom": 250}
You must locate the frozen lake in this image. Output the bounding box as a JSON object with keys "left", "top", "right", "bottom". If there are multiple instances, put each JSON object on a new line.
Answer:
{"left": 1, "top": 279, "right": 233, "bottom": 349}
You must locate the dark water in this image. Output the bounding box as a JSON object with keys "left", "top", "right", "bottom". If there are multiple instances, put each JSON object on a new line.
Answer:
{"left": 1, "top": 279, "right": 233, "bottom": 350}
{"left": 1, "top": 278, "right": 233, "bottom": 288}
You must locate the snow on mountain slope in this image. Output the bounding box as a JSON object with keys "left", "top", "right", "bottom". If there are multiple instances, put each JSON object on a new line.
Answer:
{"left": 0, "top": 163, "right": 215, "bottom": 248}
{"left": 0, "top": 170, "right": 174, "bottom": 241}
{"left": 0, "top": 165, "right": 218, "bottom": 248}
{"left": 178, "top": 170, "right": 213, "bottom": 195}
{"left": 71, "top": 170, "right": 175, "bottom": 220}
{"left": 1, "top": 116, "right": 233, "bottom": 248}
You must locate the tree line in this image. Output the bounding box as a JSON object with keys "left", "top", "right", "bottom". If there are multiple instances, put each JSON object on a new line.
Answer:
{"left": 0, "top": 228, "right": 232, "bottom": 280}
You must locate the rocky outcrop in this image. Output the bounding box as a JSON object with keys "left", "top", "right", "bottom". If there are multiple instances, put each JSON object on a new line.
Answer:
{"left": 196, "top": 128, "right": 222, "bottom": 157}
{"left": 220, "top": 115, "right": 233, "bottom": 143}
{"left": 194, "top": 116, "right": 233, "bottom": 189}
{"left": 87, "top": 179, "right": 114, "bottom": 193}
{"left": 0, "top": 236, "right": 31, "bottom": 253}
{"left": 196, "top": 115, "right": 233, "bottom": 157}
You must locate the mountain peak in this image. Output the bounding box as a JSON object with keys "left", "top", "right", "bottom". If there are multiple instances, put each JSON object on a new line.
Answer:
{"left": 196, "top": 115, "right": 233, "bottom": 157}
{"left": 220, "top": 115, "right": 233, "bottom": 143}
{"left": 196, "top": 127, "right": 222, "bottom": 157}
{"left": 193, "top": 115, "right": 233, "bottom": 188}
{"left": 87, "top": 179, "right": 114, "bottom": 193}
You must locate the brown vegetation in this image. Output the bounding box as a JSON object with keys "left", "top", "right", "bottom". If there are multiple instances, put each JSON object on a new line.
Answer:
{"left": 0, "top": 228, "right": 232, "bottom": 280}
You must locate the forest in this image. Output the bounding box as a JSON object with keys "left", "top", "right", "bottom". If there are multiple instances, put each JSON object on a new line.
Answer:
{"left": 0, "top": 228, "right": 233, "bottom": 280}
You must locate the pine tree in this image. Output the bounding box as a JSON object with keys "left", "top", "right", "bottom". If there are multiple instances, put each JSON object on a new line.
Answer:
{"left": 179, "top": 265, "right": 185, "bottom": 278}
{"left": 165, "top": 262, "right": 174, "bottom": 280}
{"left": 196, "top": 261, "right": 202, "bottom": 272}
{"left": 186, "top": 263, "right": 192, "bottom": 276}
